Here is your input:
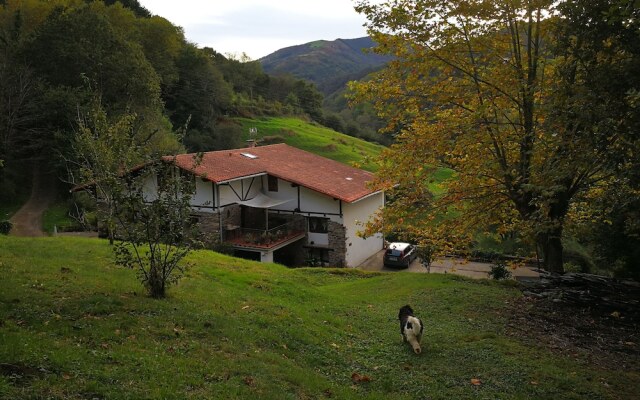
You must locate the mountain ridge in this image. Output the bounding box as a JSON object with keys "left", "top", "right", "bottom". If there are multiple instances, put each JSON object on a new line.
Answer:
{"left": 259, "top": 36, "right": 392, "bottom": 95}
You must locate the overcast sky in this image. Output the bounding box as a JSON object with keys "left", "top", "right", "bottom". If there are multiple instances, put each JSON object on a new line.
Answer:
{"left": 137, "top": 1, "right": 370, "bottom": 60}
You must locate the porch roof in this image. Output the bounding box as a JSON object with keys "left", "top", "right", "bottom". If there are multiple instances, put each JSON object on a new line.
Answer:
{"left": 163, "top": 144, "right": 379, "bottom": 203}
{"left": 236, "top": 192, "right": 293, "bottom": 209}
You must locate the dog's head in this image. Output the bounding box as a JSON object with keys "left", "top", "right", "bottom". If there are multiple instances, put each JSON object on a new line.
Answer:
{"left": 398, "top": 305, "right": 414, "bottom": 320}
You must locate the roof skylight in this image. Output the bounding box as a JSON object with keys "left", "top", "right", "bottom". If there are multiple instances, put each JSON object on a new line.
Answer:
{"left": 240, "top": 152, "right": 258, "bottom": 159}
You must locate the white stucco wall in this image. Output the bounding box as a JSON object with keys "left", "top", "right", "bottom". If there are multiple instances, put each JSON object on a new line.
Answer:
{"left": 298, "top": 187, "right": 342, "bottom": 221}
{"left": 218, "top": 176, "right": 264, "bottom": 206}
{"left": 261, "top": 176, "right": 297, "bottom": 211}
{"left": 141, "top": 170, "right": 210, "bottom": 211}
{"left": 141, "top": 172, "right": 158, "bottom": 201}
{"left": 263, "top": 176, "right": 342, "bottom": 221}
{"left": 342, "top": 192, "right": 385, "bottom": 267}
{"left": 190, "top": 178, "right": 215, "bottom": 212}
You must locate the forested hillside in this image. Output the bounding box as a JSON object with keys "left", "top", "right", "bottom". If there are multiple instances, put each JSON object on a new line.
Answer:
{"left": 260, "top": 37, "right": 391, "bottom": 95}
{"left": 260, "top": 36, "right": 392, "bottom": 146}
{"left": 0, "top": 0, "right": 329, "bottom": 201}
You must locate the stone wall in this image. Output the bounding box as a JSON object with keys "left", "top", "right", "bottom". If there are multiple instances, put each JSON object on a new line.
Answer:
{"left": 221, "top": 204, "right": 241, "bottom": 227}
{"left": 190, "top": 211, "right": 220, "bottom": 247}
{"left": 327, "top": 221, "right": 347, "bottom": 267}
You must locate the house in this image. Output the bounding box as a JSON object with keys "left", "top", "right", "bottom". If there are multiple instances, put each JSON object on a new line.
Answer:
{"left": 143, "top": 143, "right": 384, "bottom": 267}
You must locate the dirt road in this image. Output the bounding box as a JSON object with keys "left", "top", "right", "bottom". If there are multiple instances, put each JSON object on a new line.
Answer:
{"left": 9, "top": 166, "right": 56, "bottom": 237}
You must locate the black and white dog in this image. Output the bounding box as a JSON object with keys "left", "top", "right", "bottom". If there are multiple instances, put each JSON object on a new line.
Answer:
{"left": 398, "top": 305, "right": 424, "bottom": 354}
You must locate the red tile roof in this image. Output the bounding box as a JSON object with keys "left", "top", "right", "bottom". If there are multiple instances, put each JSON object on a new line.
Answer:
{"left": 162, "top": 144, "right": 378, "bottom": 203}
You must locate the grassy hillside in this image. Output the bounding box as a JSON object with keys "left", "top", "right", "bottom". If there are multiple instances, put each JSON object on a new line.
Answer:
{"left": 1, "top": 236, "right": 636, "bottom": 399}
{"left": 236, "top": 117, "right": 384, "bottom": 172}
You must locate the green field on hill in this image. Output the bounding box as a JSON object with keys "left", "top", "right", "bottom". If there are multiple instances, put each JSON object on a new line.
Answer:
{"left": 1, "top": 236, "right": 635, "bottom": 399}
{"left": 236, "top": 117, "right": 384, "bottom": 172}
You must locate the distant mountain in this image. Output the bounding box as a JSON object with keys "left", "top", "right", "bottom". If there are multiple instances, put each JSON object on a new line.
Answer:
{"left": 260, "top": 37, "right": 392, "bottom": 95}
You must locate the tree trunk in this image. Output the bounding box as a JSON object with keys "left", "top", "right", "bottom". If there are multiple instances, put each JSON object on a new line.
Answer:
{"left": 537, "top": 228, "right": 565, "bottom": 274}
{"left": 545, "top": 233, "right": 564, "bottom": 274}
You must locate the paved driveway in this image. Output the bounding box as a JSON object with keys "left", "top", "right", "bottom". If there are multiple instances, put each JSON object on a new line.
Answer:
{"left": 358, "top": 250, "right": 540, "bottom": 281}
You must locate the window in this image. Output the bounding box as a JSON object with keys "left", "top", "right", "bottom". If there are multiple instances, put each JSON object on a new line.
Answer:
{"left": 268, "top": 175, "right": 278, "bottom": 192}
{"left": 308, "top": 248, "right": 330, "bottom": 266}
{"left": 308, "top": 217, "right": 329, "bottom": 233}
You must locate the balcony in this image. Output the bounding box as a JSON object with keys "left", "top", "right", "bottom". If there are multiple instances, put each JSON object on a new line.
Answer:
{"left": 224, "top": 220, "right": 306, "bottom": 250}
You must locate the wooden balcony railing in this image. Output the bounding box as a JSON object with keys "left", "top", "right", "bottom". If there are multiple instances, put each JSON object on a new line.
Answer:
{"left": 224, "top": 221, "right": 305, "bottom": 249}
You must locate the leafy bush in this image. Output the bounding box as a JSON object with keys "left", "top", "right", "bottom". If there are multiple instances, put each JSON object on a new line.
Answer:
{"left": 211, "top": 241, "right": 235, "bottom": 256}
{"left": 473, "top": 232, "right": 532, "bottom": 259}
{"left": 0, "top": 220, "right": 12, "bottom": 235}
{"left": 563, "top": 262, "right": 583, "bottom": 274}
{"left": 470, "top": 249, "right": 503, "bottom": 262}
{"left": 488, "top": 261, "right": 512, "bottom": 280}
{"left": 563, "top": 238, "right": 596, "bottom": 273}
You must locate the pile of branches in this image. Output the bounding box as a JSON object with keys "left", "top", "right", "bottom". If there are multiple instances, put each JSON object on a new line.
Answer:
{"left": 522, "top": 273, "right": 640, "bottom": 323}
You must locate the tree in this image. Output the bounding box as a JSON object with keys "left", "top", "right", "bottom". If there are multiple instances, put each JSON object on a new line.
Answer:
{"left": 20, "top": 2, "right": 181, "bottom": 165}
{"left": 0, "top": 7, "right": 42, "bottom": 172}
{"left": 72, "top": 103, "right": 197, "bottom": 298}
{"left": 555, "top": 0, "right": 640, "bottom": 278}
{"left": 25, "top": 4, "right": 163, "bottom": 114}
{"left": 352, "top": 0, "right": 639, "bottom": 273}
{"left": 102, "top": 0, "right": 150, "bottom": 18}
{"left": 111, "top": 161, "right": 198, "bottom": 299}
{"left": 71, "top": 101, "right": 140, "bottom": 244}
{"left": 165, "top": 44, "right": 233, "bottom": 151}
{"left": 293, "top": 80, "right": 324, "bottom": 121}
{"left": 134, "top": 15, "right": 184, "bottom": 96}
{"left": 211, "top": 49, "right": 271, "bottom": 100}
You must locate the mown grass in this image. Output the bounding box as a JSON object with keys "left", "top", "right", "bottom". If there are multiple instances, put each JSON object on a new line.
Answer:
{"left": 236, "top": 117, "right": 384, "bottom": 172}
{"left": 1, "top": 236, "right": 635, "bottom": 399}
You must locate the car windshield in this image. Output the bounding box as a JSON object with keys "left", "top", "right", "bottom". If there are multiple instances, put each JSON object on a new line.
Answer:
{"left": 386, "top": 249, "right": 403, "bottom": 257}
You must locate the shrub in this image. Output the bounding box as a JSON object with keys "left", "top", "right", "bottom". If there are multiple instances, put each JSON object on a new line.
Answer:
{"left": 417, "top": 245, "right": 435, "bottom": 272}
{"left": 323, "top": 144, "right": 337, "bottom": 151}
{"left": 563, "top": 238, "right": 596, "bottom": 273}
{"left": 211, "top": 241, "right": 234, "bottom": 256}
{"left": 305, "top": 256, "right": 322, "bottom": 267}
{"left": 0, "top": 220, "right": 12, "bottom": 235}
{"left": 488, "top": 260, "right": 512, "bottom": 280}
{"left": 261, "top": 135, "right": 285, "bottom": 144}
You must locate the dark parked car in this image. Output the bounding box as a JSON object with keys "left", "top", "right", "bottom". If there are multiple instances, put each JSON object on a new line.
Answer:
{"left": 383, "top": 242, "right": 417, "bottom": 268}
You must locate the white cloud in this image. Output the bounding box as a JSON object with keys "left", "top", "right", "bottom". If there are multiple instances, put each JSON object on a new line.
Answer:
{"left": 138, "top": 0, "right": 369, "bottom": 59}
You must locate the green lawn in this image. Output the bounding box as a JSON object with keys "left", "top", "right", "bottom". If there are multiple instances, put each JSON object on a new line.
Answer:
{"left": 1, "top": 236, "right": 634, "bottom": 399}
{"left": 42, "top": 202, "right": 81, "bottom": 234}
